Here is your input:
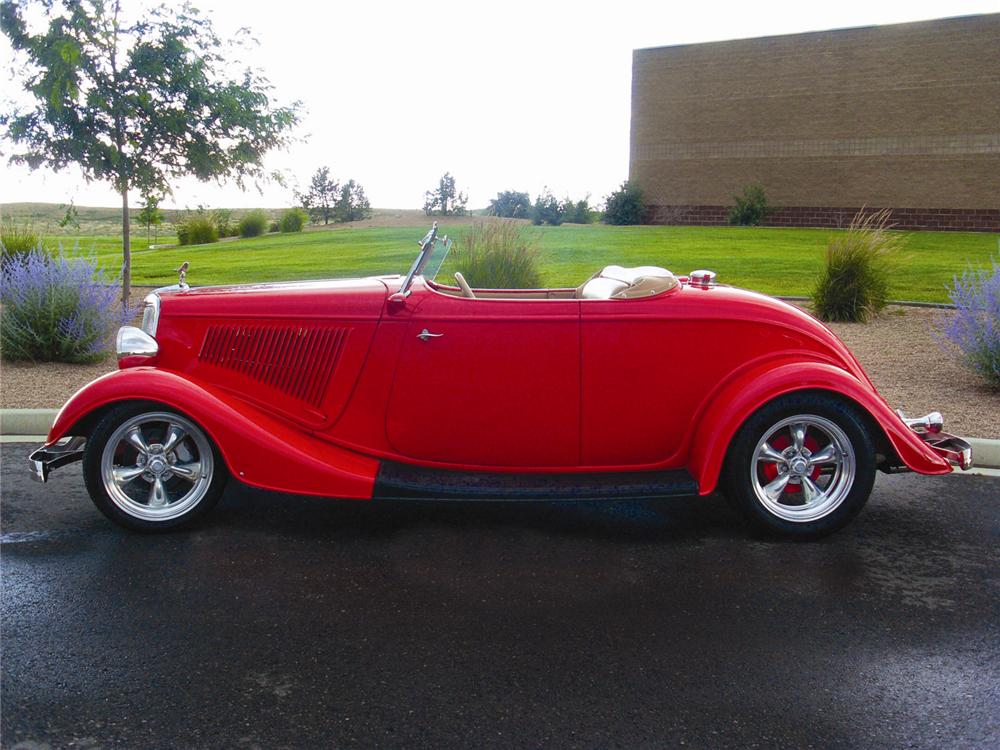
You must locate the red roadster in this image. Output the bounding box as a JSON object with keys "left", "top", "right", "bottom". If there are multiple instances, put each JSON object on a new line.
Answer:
{"left": 29, "top": 224, "right": 972, "bottom": 538}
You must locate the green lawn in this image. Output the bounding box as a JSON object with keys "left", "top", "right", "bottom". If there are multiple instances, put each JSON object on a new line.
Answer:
{"left": 66, "top": 223, "right": 999, "bottom": 303}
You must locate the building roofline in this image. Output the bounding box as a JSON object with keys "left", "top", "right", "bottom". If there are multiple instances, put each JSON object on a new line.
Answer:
{"left": 632, "top": 12, "right": 999, "bottom": 54}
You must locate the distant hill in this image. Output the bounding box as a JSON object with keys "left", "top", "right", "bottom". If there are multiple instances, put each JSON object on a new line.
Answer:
{"left": 1, "top": 202, "right": 500, "bottom": 236}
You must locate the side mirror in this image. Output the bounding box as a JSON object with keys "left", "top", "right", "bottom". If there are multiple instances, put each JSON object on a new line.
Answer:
{"left": 388, "top": 292, "right": 408, "bottom": 309}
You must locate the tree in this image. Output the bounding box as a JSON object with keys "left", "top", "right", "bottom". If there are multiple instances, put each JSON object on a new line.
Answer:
{"left": 334, "top": 179, "right": 371, "bottom": 223}
{"left": 423, "top": 172, "right": 467, "bottom": 216}
{"left": 562, "top": 195, "right": 592, "bottom": 224}
{"left": 1, "top": 0, "right": 300, "bottom": 303}
{"left": 603, "top": 181, "right": 646, "bottom": 225}
{"left": 298, "top": 166, "right": 340, "bottom": 225}
{"left": 57, "top": 199, "right": 80, "bottom": 230}
{"left": 138, "top": 193, "right": 163, "bottom": 247}
{"left": 530, "top": 188, "right": 563, "bottom": 226}
{"left": 488, "top": 190, "right": 530, "bottom": 219}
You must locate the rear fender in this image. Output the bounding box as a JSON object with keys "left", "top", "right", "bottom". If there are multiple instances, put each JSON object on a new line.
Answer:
{"left": 689, "top": 361, "right": 951, "bottom": 495}
{"left": 48, "top": 368, "right": 378, "bottom": 498}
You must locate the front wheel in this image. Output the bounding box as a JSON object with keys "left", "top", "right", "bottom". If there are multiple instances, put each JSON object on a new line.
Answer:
{"left": 83, "top": 403, "right": 227, "bottom": 532}
{"left": 721, "top": 393, "right": 877, "bottom": 539}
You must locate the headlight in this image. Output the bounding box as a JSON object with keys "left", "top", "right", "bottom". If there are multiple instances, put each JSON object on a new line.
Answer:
{"left": 140, "top": 293, "right": 160, "bottom": 336}
{"left": 116, "top": 326, "right": 158, "bottom": 360}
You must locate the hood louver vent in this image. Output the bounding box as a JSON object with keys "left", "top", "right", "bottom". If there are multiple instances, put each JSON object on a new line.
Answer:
{"left": 199, "top": 324, "right": 350, "bottom": 409}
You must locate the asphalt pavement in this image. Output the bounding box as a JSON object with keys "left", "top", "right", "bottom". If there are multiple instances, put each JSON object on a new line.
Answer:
{"left": 2, "top": 442, "right": 999, "bottom": 749}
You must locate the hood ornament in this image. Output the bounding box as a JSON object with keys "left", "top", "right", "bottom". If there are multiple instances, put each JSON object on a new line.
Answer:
{"left": 174, "top": 261, "right": 190, "bottom": 290}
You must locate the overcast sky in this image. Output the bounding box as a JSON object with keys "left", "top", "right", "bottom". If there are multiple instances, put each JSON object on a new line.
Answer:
{"left": 2, "top": 0, "right": 997, "bottom": 210}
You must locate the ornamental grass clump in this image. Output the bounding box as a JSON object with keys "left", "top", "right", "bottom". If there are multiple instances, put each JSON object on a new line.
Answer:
{"left": 239, "top": 210, "right": 270, "bottom": 238}
{"left": 279, "top": 207, "right": 308, "bottom": 233}
{"left": 176, "top": 215, "right": 219, "bottom": 246}
{"left": 811, "top": 208, "right": 900, "bottom": 323}
{"left": 1, "top": 219, "right": 41, "bottom": 262}
{"left": 452, "top": 220, "right": 542, "bottom": 289}
{"left": 0, "top": 246, "right": 134, "bottom": 363}
{"left": 944, "top": 260, "right": 1000, "bottom": 387}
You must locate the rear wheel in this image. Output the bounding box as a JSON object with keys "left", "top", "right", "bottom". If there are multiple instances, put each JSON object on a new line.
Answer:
{"left": 722, "top": 393, "right": 876, "bottom": 539}
{"left": 83, "top": 403, "right": 227, "bottom": 532}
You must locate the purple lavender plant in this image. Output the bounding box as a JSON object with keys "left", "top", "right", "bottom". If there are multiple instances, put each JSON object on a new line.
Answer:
{"left": 0, "top": 245, "right": 135, "bottom": 363}
{"left": 945, "top": 260, "right": 1000, "bottom": 387}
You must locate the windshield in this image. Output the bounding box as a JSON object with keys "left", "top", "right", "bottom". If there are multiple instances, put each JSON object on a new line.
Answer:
{"left": 399, "top": 224, "right": 453, "bottom": 295}
{"left": 423, "top": 236, "right": 453, "bottom": 281}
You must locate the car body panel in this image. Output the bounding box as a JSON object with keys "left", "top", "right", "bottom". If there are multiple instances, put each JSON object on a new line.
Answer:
{"left": 48, "top": 368, "right": 378, "bottom": 498}
{"left": 152, "top": 279, "right": 386, "bottom": 430}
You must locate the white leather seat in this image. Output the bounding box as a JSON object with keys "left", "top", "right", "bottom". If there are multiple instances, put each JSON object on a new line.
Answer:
{"left": 578, "top": 265, "right": 678, "bottom": 299}
{"left": 579, "top": 276, "right": 629, "bottom": 300}
{"left": 600, "top": 265, "right": 672, "bottom": 284}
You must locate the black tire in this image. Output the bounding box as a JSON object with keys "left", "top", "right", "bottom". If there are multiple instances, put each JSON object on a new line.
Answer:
{"left": 721, "top": 392, "right": 876, "bottom": 540}
{"left": 83, "top": 402, "right": 227, "bottom": 532}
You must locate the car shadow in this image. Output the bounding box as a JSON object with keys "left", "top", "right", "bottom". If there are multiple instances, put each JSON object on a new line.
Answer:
{"left": 206, "top": 481, "right": 750, "bottom": 544}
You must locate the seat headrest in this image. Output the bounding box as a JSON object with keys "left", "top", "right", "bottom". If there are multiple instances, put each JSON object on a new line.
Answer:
{"left": 600, "top": 265, "right": 673, "bottom": 284}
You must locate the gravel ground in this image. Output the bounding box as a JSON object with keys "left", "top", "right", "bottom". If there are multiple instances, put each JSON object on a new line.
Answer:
{"left": 2, "top": 304, "right": 997, "bottom": 438}
{"left": 821, "top": 306, "right": 1000, "bottom": 438}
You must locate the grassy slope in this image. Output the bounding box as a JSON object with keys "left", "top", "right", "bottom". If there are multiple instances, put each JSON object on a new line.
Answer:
{"left": 62, "top": 223, "right": 999, "bottom": 303}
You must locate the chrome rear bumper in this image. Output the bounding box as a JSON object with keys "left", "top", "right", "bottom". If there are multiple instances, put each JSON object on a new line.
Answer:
{"left": 897, "top": 410, "right": 973, "bottom": 471}
{"left": 28, "top": 437, "right": 86, "bottom": 483}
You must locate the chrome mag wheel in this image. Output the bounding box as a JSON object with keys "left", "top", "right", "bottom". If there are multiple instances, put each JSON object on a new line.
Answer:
{"left": 100, "top": 411, "right": 215, "bottom": 522}
{"left": 750, "top": 414, "right": 856, "bottom": 523}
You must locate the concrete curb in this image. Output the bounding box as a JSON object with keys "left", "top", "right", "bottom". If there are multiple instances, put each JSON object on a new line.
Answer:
{"left": 0, "top": 409, "right": 57, "bottom": 437}
{"left": 778, "top": 295, "right": 956, "bottom": 310}
{"left": 1, "top": 407, "right": 996, "bottom": 468}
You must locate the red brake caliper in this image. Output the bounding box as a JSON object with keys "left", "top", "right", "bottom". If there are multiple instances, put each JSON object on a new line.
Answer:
{"left": 761, "top": 433, "right": 823, "bottom": 494}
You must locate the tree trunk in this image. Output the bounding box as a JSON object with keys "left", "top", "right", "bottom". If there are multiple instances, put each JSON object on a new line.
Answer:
{"left": 121, "top": 186, "right": 131, "bottom": 307}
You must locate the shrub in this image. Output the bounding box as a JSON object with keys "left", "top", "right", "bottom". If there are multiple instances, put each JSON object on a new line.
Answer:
{"left": 562, "top": 196, "right": 593, "bottom": 224}
{"left": 452, "top": 220, "right": 542, "bottom": 289}
{"left": 279, "top": 207, "right": 308, "bottom": 233}
{"left": 530, "top": 189, "right": 563, "bottom": 226}
{"left": 1, "top": 219, "right": 41, "bottom": 262}
{"left": 602, "top": 181, "right": 646, "bottom": 225}
{"left": 268, "top": 220, "right": 280, "bottom": 233}
{"left": 213, "top": 208, "right": 234, "bottom": 237}
{"left": 0, "top": 245, "right": 134, "bottom": 363}
{"left": 811, "top": 208, "right": 899, "bottom": 323}
{"left": 729, "top": 183, "right": 770, "bottom": 226}
{"left": 176, "top": 215, "right": 218, "bottom": 245}
{"left": 944, "top": 260, "right": 1000, "bottom": 387}
{"left": 239, "top": 210, "right": 270, "bottom": 238}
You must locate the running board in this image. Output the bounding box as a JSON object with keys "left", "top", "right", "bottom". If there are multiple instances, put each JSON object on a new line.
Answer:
{"left": 373, "top": 462, "right": 698, "bottom": 501}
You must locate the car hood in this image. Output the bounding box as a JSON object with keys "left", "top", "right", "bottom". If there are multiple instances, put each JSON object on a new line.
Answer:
{"left": 156, "top": 277, "right": 389, "bottom": 320}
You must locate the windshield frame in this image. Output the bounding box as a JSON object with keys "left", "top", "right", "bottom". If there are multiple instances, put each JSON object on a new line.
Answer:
{"left": 399, "top": 223, "right": 452, "bottom": 296}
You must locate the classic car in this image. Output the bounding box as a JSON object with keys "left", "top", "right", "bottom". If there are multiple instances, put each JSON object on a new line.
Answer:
{"left": 29, "top": 224, "right": 972, "bottom": 538}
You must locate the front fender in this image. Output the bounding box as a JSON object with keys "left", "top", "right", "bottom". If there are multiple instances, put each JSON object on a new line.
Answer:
{"left": 689, "top": 361, "right": 951, "bottom": 495}
{"left": 48, "top": 368, "right": 378, "bottom": 499}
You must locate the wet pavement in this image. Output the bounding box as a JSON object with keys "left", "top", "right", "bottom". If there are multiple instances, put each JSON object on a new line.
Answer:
{"left": 2, "top": 442, "right": 999, "bottom": 749}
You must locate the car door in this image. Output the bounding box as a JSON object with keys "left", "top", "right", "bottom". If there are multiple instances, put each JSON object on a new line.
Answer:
{"left": 386, "top": 284, "right": 580, "bottom": 468}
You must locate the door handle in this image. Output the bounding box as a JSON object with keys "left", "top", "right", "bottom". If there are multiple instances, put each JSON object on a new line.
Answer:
{"left": 417, "top": 328, "right": 443, "bottom": 342}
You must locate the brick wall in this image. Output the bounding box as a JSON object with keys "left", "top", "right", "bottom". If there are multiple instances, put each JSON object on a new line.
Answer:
{"left": 646, "top": 205, "right": 1000, "bottom": 232}
{"left": 630, "top": 15, "right": 1000, "bottom": 230}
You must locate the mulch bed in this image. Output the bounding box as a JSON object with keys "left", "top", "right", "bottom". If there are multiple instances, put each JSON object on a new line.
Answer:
{"left": 2, "top": 304, "right": 997, "bottom": 438}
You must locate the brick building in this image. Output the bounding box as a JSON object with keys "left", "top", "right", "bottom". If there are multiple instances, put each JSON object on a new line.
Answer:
{"left": 629, "top": 14, "right": 1000, "bottom": 231}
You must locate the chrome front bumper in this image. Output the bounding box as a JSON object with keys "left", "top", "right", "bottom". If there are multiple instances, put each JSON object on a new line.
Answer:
{"left": 897, "top": 410, "right": 973, "bottom": 471}
{"left": 28, "top": 436, "right": 86, "bottom": 483}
